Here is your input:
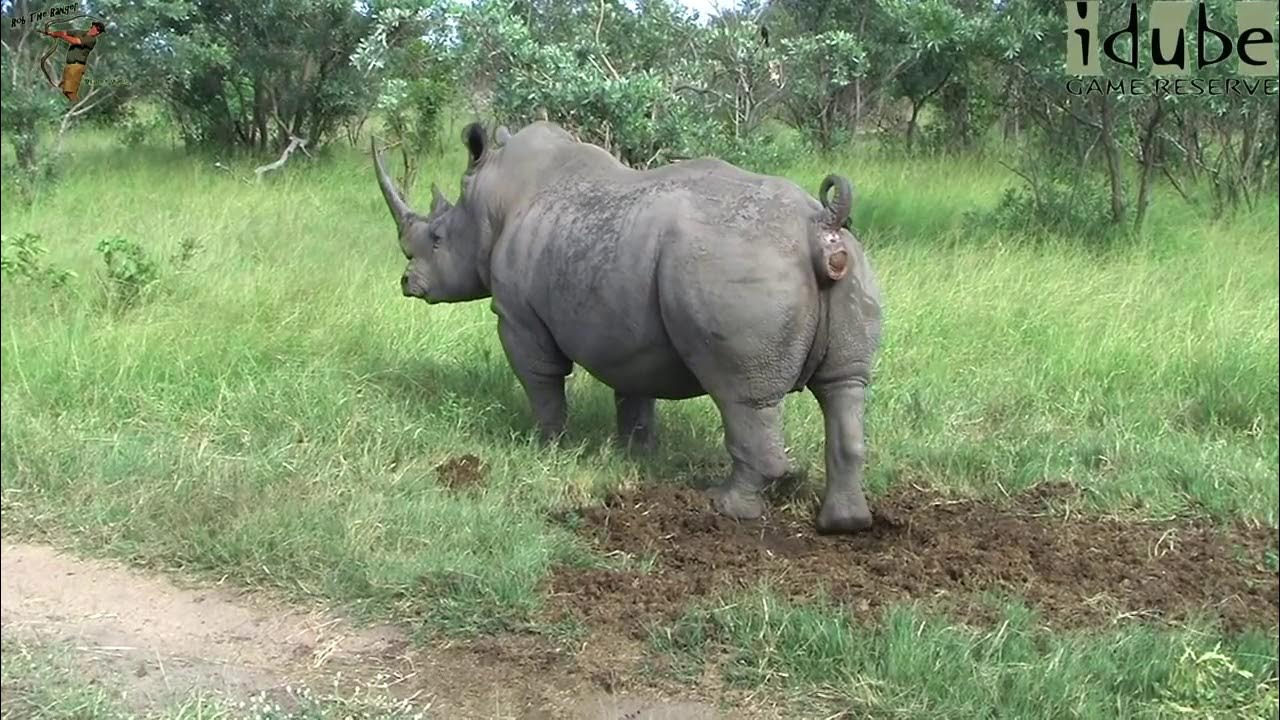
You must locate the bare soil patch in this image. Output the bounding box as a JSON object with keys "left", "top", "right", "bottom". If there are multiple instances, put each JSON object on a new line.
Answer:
{"left": 549, "top": 484, "right": 1279, "bottom": 636}
{"left": 0, "top": 542, "right": 738, "bottom": 719}
{"left": 436, "top": 453, "right": 489, "bottom": 491}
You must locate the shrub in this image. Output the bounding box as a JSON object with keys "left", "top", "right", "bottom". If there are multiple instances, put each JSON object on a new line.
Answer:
{"left": 95, "top": 236, "right": 159, "bottom": 309}
{"left": 1, "top": 233, "right": 77, "bottom": 289}
{"left": 971, "top": 167, "right": 1119, "bottom": 243}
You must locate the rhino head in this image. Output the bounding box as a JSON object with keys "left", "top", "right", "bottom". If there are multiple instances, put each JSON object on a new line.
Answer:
{"left": 372, "top": 123, "right": 511, "bottom": 303}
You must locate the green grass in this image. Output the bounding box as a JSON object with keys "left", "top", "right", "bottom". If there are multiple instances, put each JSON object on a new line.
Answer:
{"left": 652, "top": 589, "right": 1280, "bottom": 719}
{"left": 2, "top": 126, "right": 1278, "bottom": 716}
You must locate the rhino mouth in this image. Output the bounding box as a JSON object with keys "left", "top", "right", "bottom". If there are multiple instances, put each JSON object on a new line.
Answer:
{"left": 400, "top": 274, "right": 434, "bottom": 302}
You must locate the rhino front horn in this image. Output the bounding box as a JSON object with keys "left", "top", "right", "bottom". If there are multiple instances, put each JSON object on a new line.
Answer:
{"left": 371, "top": 136, "right": 413, "bottom": 233}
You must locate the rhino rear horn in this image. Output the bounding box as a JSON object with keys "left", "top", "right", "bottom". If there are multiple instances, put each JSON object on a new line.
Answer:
{"left": 430, "top": 183, "right": 450, "bottom": 214}
{"left": 371, "top": 136, "right": 414, "bottom": 234}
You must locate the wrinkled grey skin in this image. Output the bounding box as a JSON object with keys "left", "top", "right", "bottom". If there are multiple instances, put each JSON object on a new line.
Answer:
{"left": 373, "top": 121, "right": 882, "bottom": 533}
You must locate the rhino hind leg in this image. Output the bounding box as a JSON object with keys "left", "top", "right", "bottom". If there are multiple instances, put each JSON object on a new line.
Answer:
{"left": 615, "top": 393, "right": 657, "bottom": 453}
{"left": 709, "top": 399, "right": 790, "bottom": 521}
{"left": 809, "top": 380, "right": 873, "bottom": 533}
{"left": 496, "top": 316, "right": 571, "bottom": 443}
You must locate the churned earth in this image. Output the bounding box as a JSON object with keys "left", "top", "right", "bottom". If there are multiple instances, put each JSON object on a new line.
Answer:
{"left": 549, "top": 483, "right": 1278, "bottom": 637}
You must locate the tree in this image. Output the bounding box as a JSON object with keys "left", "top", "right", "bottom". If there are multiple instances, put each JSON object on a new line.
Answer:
{"left": 776, "top": 30, "right": 865, "bottom": 151}
{"left": 459, "top": 0, "right": 717, "bottom": 168}
{"left": 353, "top": 2, "right": 455, "bottom": 191}
{"left": 89, "top": 0, "right": 371, "bottom": 152}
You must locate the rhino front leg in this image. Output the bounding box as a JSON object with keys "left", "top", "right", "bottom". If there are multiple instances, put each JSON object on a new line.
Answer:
{"left": 615, "top": 394, "right": 657, "bottom": 453}
{"left": 496, "top": 317, "right": 570, "bottom": 443}
{"left": 710, "top": 400, "right": 789, "bottom": 521}
{"left": 810, "top": 381, "right": 873, "bottom": 533}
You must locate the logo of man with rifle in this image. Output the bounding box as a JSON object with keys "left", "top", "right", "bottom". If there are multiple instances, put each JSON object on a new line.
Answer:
{"left": 40, "top": 18, "right": 104, "bottom": 103}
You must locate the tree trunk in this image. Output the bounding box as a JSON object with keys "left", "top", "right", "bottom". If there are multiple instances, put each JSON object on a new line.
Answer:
{"left": 1099, "top": 96, "right": 1126, "bottom": 225}
{"left": 253, "top": 76, "right": 268, "bottom": 150}
{"left": 1133, "top": 99, "right": 1165, "bottom": 235}
{"left": 906, "top": 100, "right": 922, "bottom": 150}
{"left": 852, "top": 14, "right": 866, "bottom": 139}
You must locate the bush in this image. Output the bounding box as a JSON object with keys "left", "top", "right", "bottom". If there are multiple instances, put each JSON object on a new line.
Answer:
{"left": 974, "top": 169, "right": 1119, "bottom": 243}
{"left": 95, "top": 236, "right": 159, "bottom": 309}
{"left": 713, "top": 123, "right": 808, "bottom": 173}
{"left": 117, "top": 105, "right": 171, "bottom": 148}
{"left": 0, "top": 233, "right": 77, "bottom": 289}
{"left": 1, "top": 153, "right": 61, "bottom": 207}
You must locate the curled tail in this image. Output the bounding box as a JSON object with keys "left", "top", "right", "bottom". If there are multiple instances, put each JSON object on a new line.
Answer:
{"left": 812, "top": 174, "right": 854, "bottom": 285}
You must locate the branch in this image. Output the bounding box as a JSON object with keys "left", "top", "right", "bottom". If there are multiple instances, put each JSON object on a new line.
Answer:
{"left": 214, "top": 161, "right": 254, "bottom": 185}
{"left": 641, "top": 148, "right": 664, "bottom": 169}
{"left": 996, "top": 158, "right": 1038, "bottom": 187}
{"left": 1011, "top": 62, "right": 1103, "bottom": 132}
{"left": 918, "top": 67, "right": 954, "bottom": 105}
{"left": 253, "top": 136, "right": 309, "bottom": 181}
{"left": 54, "top": 86, "right": 113, "bottom": 153}
{"left": 601, "top": 54, "right": 621, "bottom": 81}
{"left": 1160, "top": 164, "right": 1194, "bottom": 205}
{"left": 14, "top": 0, "right": 35, "bottom": 60}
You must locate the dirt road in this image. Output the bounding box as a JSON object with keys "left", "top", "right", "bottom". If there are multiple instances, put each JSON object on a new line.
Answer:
{"left": 1, "top": 542, "right": 730, "bottom": 719}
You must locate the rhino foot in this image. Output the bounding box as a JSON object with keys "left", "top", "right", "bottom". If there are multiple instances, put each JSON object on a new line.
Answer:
{"left": 815, "top": 503, "right": 873, "bottom": 534}
{"left": 710, "top": 485, "right": 765, "bottom": 521}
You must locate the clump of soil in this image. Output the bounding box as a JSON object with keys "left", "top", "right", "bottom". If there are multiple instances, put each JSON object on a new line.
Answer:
{"left": 550, "top": 484, "right": 1279, "bottom": 634}
{"left": 436, "top": 454, "right": 488, "bottom": 491}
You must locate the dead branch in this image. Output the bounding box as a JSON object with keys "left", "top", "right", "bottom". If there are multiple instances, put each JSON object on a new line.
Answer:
{"left": 253, "top": 135, "right": 309, "bottom": 181}
{"left": 213, "top": 161, "right": 254, "bottom": 185}
{"left": 14, "top": 0, "right": 35, "bottom": 62}
{"left": 54, "top": 85, "right": 113, "bottom": 155}
{"left": 599, "top": 53, "right": 622, "bottom": 82}
{"left": 1159, "top": 165, "right": 1194, "bottom": 205}
{"left": 5, "top": 0, "right": 37, "bottom": 86}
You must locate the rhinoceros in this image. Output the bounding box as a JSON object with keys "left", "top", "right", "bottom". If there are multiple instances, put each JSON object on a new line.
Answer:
{"left": 373, "top": 121, "right": 883, "bottom": 533}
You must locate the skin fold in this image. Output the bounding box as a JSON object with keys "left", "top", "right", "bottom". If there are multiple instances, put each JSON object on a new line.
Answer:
{"left": 373, "top": 121, "right": 883, "bottom": 533}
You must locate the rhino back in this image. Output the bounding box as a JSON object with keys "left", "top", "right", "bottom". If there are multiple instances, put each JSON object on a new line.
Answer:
{"left": 490, "top": 157, "right": 829, "bottom": 400}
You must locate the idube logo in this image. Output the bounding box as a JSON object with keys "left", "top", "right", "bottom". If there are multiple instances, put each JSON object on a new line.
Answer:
{"left": 1064, "top": 1, "right": 1278, "bottom": 97}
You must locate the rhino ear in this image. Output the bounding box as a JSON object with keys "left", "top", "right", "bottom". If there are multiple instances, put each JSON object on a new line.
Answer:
{"left": 495, "top": 126, "right": 512, "bottom": 146}
{"left": 430, "top": 183, "right": 450, "bottom": 214}
{"left": 462, "top": 122, "right": 486, "bottom": 169}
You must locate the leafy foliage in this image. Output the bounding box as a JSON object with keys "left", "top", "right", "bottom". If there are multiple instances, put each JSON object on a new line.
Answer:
{"left": 89, "top": 0, "right": 371, "bottom": 151}
{"left": 0, "top": 233, "right": 77, "bottom": 289}
{"left": 353, "top": 2, "right": 456, "bottom": 190}
{"left": 460, "top": 0, "right": 717, "bottom": 167}
{"left": 95, "top": 235, "right": 158, "bottom": 309}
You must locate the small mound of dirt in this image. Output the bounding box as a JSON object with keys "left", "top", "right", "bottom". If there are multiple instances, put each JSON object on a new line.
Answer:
{"left": 550, "top": 485, "right": 1279, "bottom": 634}
{"left": 436, "top": 454, "right": 488, "bottom": 491}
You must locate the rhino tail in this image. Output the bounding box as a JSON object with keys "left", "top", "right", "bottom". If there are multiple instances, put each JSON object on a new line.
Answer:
{"left": 813, "top": 174, "right": 854, "bottom": 285}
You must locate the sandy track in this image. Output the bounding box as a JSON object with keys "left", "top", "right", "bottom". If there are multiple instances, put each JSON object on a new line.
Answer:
{"left": 1, "top": 542, "right": 730, "bottom": 719}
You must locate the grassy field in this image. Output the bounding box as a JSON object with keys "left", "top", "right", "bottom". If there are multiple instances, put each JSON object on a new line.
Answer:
{"left": 2, "top": 126, "right": 1277, "bottom": 718}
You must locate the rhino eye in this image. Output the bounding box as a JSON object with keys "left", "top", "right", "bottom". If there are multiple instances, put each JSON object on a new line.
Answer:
{"left": 431, "top": 231, "right": 442, "bottom": 249}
